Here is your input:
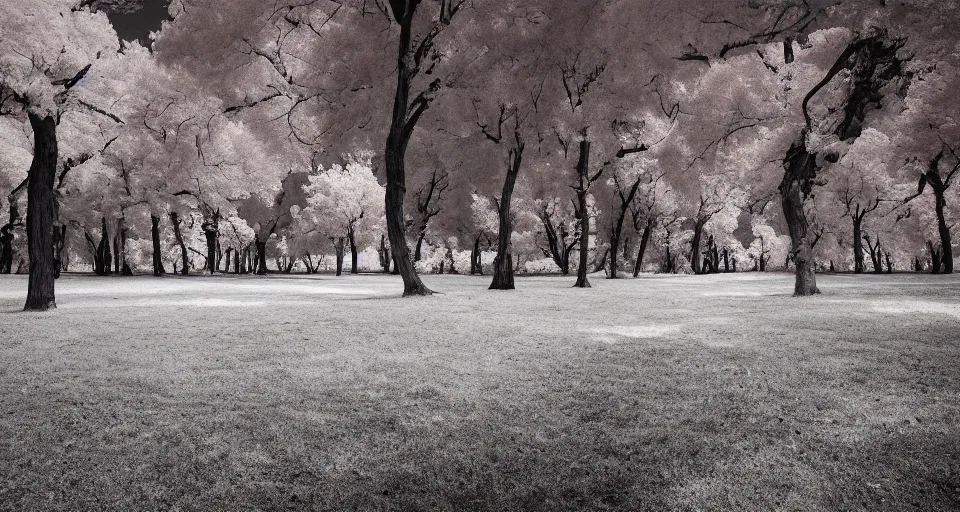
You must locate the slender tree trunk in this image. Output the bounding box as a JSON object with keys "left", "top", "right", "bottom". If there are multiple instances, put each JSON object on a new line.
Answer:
{"left": 934, "top": 189, "right": 953, "bottom": 274}
{"left": 24, "top": 113, "right": 58, "bottom": 311}
{"left": 573, "top": 140, "right": 592, "bottom": 288}
{"left": 334, "top": 237, "right": 345, "bottom": 277}
{"left": 383, "top": 11, "right": 432, "bottom": 296}
{"left": 632, "top": 221, "right": 652, "bottom": 278}
{"left": 853, "top": 215, "right": 865, "bottom": 274}
{"left": 779, "top": 134, "right": 820, "bottom": 296}
{"left": 170, "top": 211, "right": 189, "bottom": 276}
{"left": 151, "top": 214, "right": 166, "bottom": 276}
{"left": 53, "top": 224, "right": 66, "bottom": 279}
{"left": 690, "top": 221, "right": 704, "bottom": 275}
{"left": 255, "top": 237, "right": 267, "bottom": 275}
{"left": 97, "top": 216, "right": 112, "bottom": 276}
{"left": 490, "top": 145, "right": 523, "bottom": 290}
{"left": 349, "top": 224, "right": 359, "bottom": 274}
{"left": 119, "top": 220, "right": 132, "bottom": 276}
{"left": 378, "top": 234, "right": 391, "bottom": 273}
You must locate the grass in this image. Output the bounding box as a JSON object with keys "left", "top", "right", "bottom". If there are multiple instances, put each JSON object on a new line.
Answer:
{"left": 0, "top": 271, "right": 959, "bottom": 511}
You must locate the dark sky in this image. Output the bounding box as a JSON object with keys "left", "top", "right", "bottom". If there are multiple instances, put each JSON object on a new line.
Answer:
{"left": 104, "top": 0, "right": 172, "bottom": 48}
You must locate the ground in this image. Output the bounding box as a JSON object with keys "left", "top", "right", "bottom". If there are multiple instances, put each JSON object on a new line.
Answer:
{"left": 0, "top": 272, "right": 958, "bottom": 511}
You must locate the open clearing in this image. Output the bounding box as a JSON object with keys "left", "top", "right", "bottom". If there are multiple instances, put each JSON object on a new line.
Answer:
{"left": 1, "top": 272, "right": 959, "bottom": 510}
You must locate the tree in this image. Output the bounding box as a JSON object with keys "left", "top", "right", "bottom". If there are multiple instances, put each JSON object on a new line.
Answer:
{"left": 0, "top": 1, "right": 123, "bottom": 310}
{"left": 303, "top": 157, "right": 385, "bottom": 275}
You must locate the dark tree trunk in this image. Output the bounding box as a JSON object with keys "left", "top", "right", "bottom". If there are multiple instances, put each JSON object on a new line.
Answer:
{"left": 928, "top": 240, "right": 942, "bottom": 274}
{"left": 97, "top": 216, "right": 112, "bottom": 276}
{"left": 378, "top": 234, "right": 392, "bottom": 273}
{"left": 151, "top": 214, "right": 166, "bottom": 276}
{"left": 349, "top": 224, "right": 359, "bottom": 274}
{"left": 255, "top": 238, "right": 267, "bottom": 275}
{"left": 933, "top": 189, "right": 953, "bottom": 274}
{"left": 119, "top": 220, "right": 132, "bottom": 276}
{"left": 112, "top": 220, "right": 121, "bottom": 274}
{"left": 333, "top": 237, "right": 345, "bottom": 277}
{"left": 723, "top": 247, "right": 730, "bottom": 272}
{"left": 490, "top": 144, "right": 523, "bottom": 290}
{"left": 690, "top": 220, "right": 704, "bottom": 275}
{"left": 633, "top": 221, "right": 652, "bottom": 278}
{"left": 170, "top": 212, "right": 189, "bottom": 276}
{"left": 780, "top": 134, "right": 820, "bottom": 296}
{"left": 470, "top": 235, "right": 481, "bottom": 275}
{"left": 203, "top": 227, "right": 218, "bottom": 274}
{"left": 414, "top": 231, "right": 426, "bottom": 263}
{"left": 573, "top": 140, "right": 592, "bottom": 288}
{"left": 223, "top": 247, "right": 233, "bottom": 274}
{"left": 24, "top": 114, "right": 58, "bottom": 311}
{"left": 853, "top": 215, "right": 865, "bottom": 273}
{"left": 383, "top": 8, "right": 433, "bottom": 296}
{"left": 53, "top": 225, "right": 66, "bottom": 279}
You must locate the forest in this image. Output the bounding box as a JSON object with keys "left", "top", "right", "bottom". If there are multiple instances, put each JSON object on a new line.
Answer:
{"left": 3, "top": 2, "right": 960, "bottom": 509}
{"left": 1, "top": 0, "right": 957, "bottom": 310}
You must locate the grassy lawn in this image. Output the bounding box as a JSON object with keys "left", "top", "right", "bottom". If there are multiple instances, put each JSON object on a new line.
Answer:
{"left": 1, "top": 272, "right": 958, "bottom": 511}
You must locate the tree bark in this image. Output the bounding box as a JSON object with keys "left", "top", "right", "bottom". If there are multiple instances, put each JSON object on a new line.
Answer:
{"left": 383, "top": 7, "right": 433, "bottom": 296}
{"left": 170, "top": 211, "right": 189, "bottom": 276}
{"left": 348, "top": 224, "right": 359, "bottom": 274}
{"left": 632, "top": 221, "right": 652, "bottom": 278}
{"left": 573, "top": 140, "right": 592, "bottom": 288}
{"left": 255, "top": 237, "right": 267, "bottom": 275}
{"left": 490, "top": 145, "right": 523, "bottom": 290}
{"left": 24, "top": 113, "right": 58, "bottom": 311}
{"left": 853, "top": 215, "right": 865, "bottom": 273}
{"left": 934, "top": 189, "right": 953, "bottom": 274}
{"left": 779, "top": 134, "right": 820, "bottom": 296}
{"left": 690, "top": 220, "right": 704, "bottom": 275}
{"left": 333, "top": 237, "right": 345, "bottom": 277}
{"left": 151, "top": 214, "right": 166, "bottom": 276}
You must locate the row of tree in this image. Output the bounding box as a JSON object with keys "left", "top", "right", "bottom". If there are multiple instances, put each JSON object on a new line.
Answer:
{"left": 1, "top": 0, "right": 958, "bottom": 310}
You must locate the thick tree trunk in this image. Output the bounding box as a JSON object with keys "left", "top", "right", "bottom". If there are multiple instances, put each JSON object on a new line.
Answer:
{"left": 573, "top": 140, "right": 592, "bottom": 288}
{"left": 632, "top": 221, "right": 652, "bottom": 277}
{"left": 853, "top": 216, "right": 865, "bottom": 274}
{"left": 24, "top": 113, "right": 58, "bottom": 311}
{"left": 779, "top": 135, "right": 820, "bottom": 296}
{"left": 151, "top": 214, "right": 166, "bottom": 276}
{"left": 170, "top": 212, "right": 189, "bottom": 276}
{"left": 934, "top": 190, "right": 953, "bottom": 274}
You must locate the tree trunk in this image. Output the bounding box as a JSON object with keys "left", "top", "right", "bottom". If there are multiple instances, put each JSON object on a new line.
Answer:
{"left": 573, "top": 140, "right": 592, "bottom": 288}
{"left": 151, "top": 214, "right": 166, "bottom": 276}
{"left": 383, "top": 10, "right": 433, "bottom": 296}
{"left": 53, "top": 224, "right": 66, "bottom": 279}
{"left": 490, "top": 145, "right": 523, "bottom": 290}
{"left": 779, "top": 134, "right": 820, "bottom": 296}
{"left": 170, "top": 212, "right": 189, "bottom": 276}
{"left": 853, "top": 215, "right": 865, "bottom": 274}
{"left": 333, "top": 237, "right": 345, "bottom": 277}
{"left": 203, "top": 226, "right": 218, "bottom": 275}
{"left": 255, "top": 237, "right": 267, "bottom": 275}
{"left": 690, "top": 220, "right": 704, "bottom": 275}
{"left": 934, "top": 189, "right": 953, "bottom": 274}
{"left": 378, "top": 234, "right": 391, "bottom": 273}
{"left": 119, "top": 220, "right": 132, "bottom": 276}
{"left": 24, "top": 113, "right": 58, "bottom": 311}
{"left": 97, "top": 216, "right": 112, "bottom": 276}
{"left": 632, "top": 221, "right": 652, "bottom": 278}
{"left": 349, "top": 224, "right": 359, "bottom": 274}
